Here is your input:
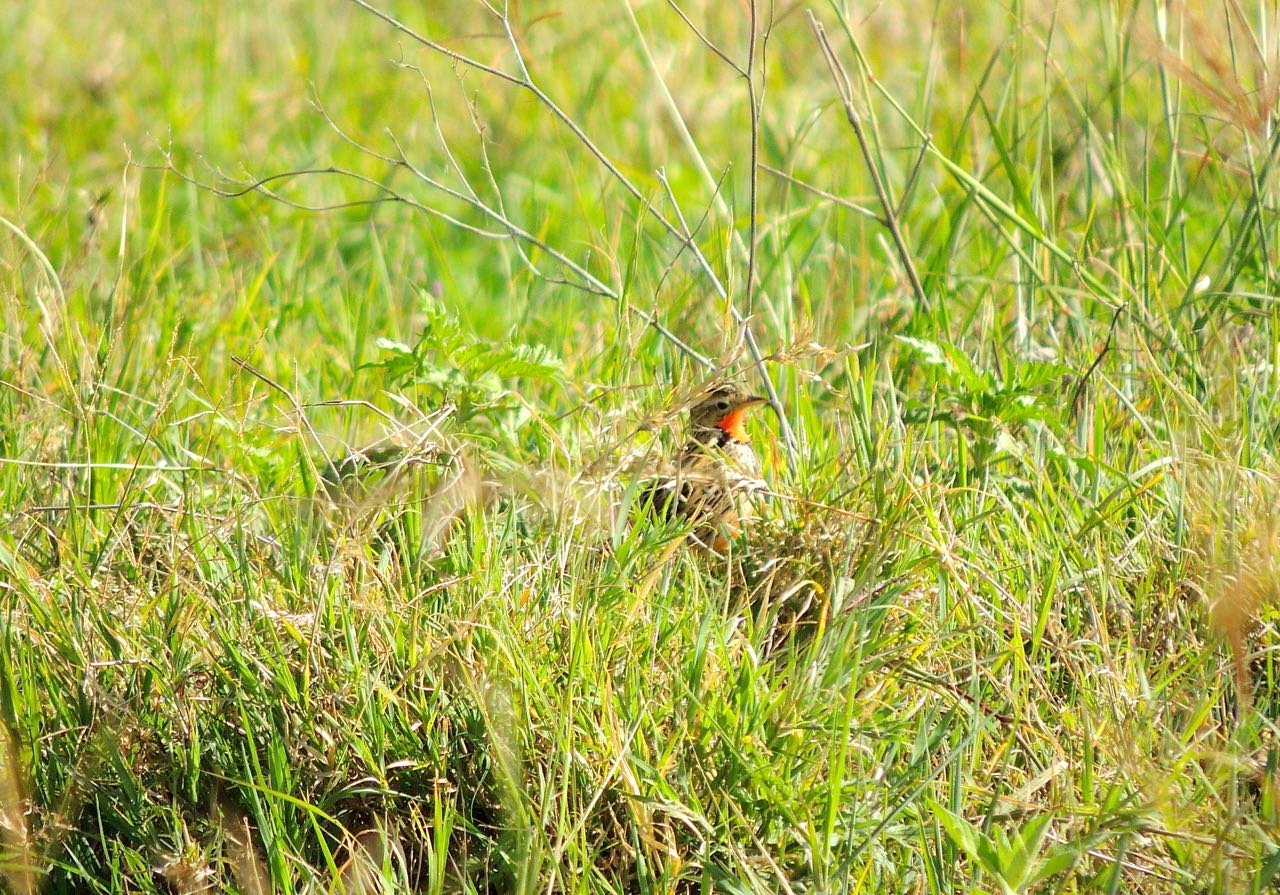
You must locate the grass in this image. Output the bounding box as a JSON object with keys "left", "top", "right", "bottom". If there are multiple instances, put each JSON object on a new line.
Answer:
{"left": 2, "top": 0, "right": 1280, "bottom": 891}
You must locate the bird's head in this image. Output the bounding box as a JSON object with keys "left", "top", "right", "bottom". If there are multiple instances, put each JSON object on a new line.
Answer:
{"left": 688, "top": 383, "right": 767, "bottom": 442}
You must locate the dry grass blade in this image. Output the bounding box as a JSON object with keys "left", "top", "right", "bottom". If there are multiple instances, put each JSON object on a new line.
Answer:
{"left": 0, "top": 722, "right": 35, "bottom": 895}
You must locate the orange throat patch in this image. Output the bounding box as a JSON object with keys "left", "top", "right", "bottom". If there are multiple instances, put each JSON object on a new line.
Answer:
{"left": 717, "top": 406, "right": 751, "bottom": 442}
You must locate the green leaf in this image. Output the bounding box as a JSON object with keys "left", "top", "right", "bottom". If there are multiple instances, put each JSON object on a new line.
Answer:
{"left": 928, "top": 799, "right": 999, "bottom": 876}
{"left": 938, "top": 341, "right": 991, "bottom": 395}
{"left": 375, "top": 337, "right": 414, "bottom": 355}
{"left": 1025, "top": 844, "right": 1079, "bottom": 888}
{"left": 897, "top": 335, "right": 949, "bottom": 368}
{"left": 1002, "top": 813, "right": 1053, "bottom": 888}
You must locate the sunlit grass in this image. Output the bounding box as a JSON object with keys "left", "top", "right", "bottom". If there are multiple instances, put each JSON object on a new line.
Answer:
{"left": 2, "top": 1, "right": 1280, "bottom": 892}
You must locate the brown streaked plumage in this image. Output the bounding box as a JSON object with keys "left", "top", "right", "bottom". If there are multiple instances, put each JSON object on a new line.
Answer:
{"left": 644, "top": 383, "right": 768, "bottom": 552}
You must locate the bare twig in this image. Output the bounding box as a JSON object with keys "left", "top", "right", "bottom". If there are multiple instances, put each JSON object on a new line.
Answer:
{"left": 744, "top": 0, "right": 762, "bottom": 317}
{"left": 807, "top": 11, "right": 930, "bottom": 312}
{"left": 355, "top": 0, "right": 794, "bottom": 456}
{"left": 895, "top": 135, "right": 932, "bottom": 220}
{"left": 653, "top": 166, "right": 731, "bottom": 299}
{"left": 1068, "top": 302, "right": 1125, "bottom": 419}
{"left": 346, "top": 0, "right": 525, "bottom": 88}
{"left": 625, "top": 0, "right": 797, "bottom": 458}
{"left": 146, "top": 158, "right": 507, "bottom": 239}
{"left": 759, "top": 164, "right": 879, "bottom": 219}
{"left": 153, "top": 147, "right": 713, "bottom": 368}
{"left": 664, "top": 1, "right": 746, "bottom": 75}
{"left": 231, "top": 354, "right": 334, "bottom": 474}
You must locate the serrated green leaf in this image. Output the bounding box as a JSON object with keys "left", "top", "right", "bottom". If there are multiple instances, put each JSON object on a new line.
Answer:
{"left": 375, "top": 337, "right": 414, "bottom": 355}
{"left": 938, "top": 341, "right": 991, "bottom": 394}
{"left": 897, "top": 335, "right": 949, "bottom": 367}
{"left": 928, "top": 799, "right": 997, "bottom": 875}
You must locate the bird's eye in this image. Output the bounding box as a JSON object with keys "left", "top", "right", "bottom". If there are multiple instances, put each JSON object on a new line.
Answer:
{"left": 716, "top": 399, "right": 730, "bottom": 411}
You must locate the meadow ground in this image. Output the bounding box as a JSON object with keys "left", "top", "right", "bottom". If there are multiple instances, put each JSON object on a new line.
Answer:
{"left": 2, "top": 1, "right": 1280, "bottom": 892}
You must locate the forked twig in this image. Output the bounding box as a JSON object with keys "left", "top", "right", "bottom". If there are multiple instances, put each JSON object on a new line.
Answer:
{"left": 624, "top": 0, "right": 796, "bottom": 457}
{"left": 807, "top": 11, "right": 930, "bottom": 312}
{"left": 151, "top": 145, "right": 712, "bottom": 368}
{"left": 1068, "top": 302, "right": 1125, "bottom": 419}
{"left": 743, "top": 0, "right": 763, "bottom": 318}
{"left": 665, "top": 1, "right": 745, "bottom": 75}
{"left": 231, "top": 354, "right": 334, "bottom": 474}
{"left": 350, "top": 0, "right": 795, "bottom": 458}
{"left": 759, "top": 164, "right": 879, "bottom": 219}
{"left": 895, "top": 136, "right": 932, "bottom": 220}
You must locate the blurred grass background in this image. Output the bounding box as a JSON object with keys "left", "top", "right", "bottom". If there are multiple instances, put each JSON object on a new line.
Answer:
{"left": 3, "top": 0, "right": 1280, "bottom": 892}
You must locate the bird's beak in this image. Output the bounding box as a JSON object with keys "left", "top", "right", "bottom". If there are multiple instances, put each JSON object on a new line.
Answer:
{"left": 745, "top": 395, "right": 768, "bottom": 407}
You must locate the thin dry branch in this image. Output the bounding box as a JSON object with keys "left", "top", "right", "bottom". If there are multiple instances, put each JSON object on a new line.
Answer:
{"left": 653, "top": 166, "right": 731, "bottom": 300}
{"left": 231, "top": 354, "right": 335, "bottom": 475}
{"left": 665, "top": 0, "right": 746, "bottom": 75}
{"left": 759, "top": 164, "right": 879, "bottom": 220}
{"left": 807, "top": 11, "right": 930, "bottom": 313}
{"left": 622, "top": 0, "right": 797, "bottom": 457}
{"left": 352, "top": 0, "right": 796, "bottom": 458}
{"left": 152, "top": 145, "right": 712, "bottom": 367}
{"left": 744, "top": 0, "right": 763, "bottom": 318}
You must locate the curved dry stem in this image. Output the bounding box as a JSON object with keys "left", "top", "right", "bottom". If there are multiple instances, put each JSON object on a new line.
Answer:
{"left": 350, "top": 0, "right": 794, "bottom": 455}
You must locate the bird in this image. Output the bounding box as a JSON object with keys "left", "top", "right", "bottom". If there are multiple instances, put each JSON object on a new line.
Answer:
{"left": 642, "top": 382, "right": 769, "bottom": 553}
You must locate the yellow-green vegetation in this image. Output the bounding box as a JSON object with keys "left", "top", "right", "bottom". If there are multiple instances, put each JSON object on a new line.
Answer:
{"left": 3, "top": 0, "right": 1280, "bottom": 891}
